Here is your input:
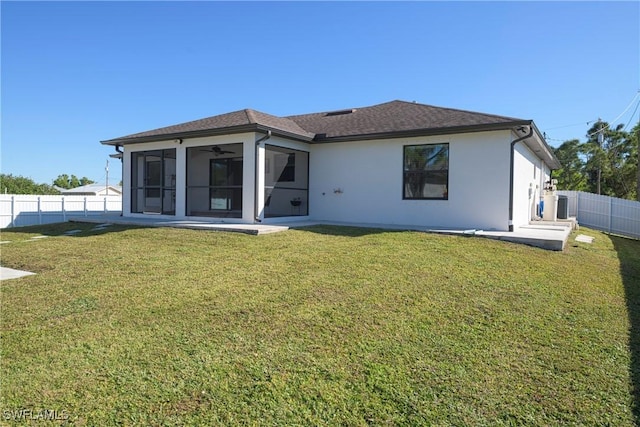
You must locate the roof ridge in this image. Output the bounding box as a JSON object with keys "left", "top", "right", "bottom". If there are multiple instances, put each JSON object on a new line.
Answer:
{"left": 244, "top": 109, "right": 257, "bottom": 124}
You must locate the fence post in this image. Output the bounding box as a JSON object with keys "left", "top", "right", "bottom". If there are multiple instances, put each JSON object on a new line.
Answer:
{"left": 84, "top": 197, "right": 88, "bottom": 217}
{"left": 576, "top": 192, "right": 580, "bottom": 220}
{"left": 104, "top": 197, "right": 107, "bottom": 214}
{"left": 10, "top": 196, "right": 15, "bottom": 228}
{"left": 38, "top": 196, "right": 42, "bottom": 225}
{"left": 62, "top": 197, "right": 66, "bottom": 222}
{"left": 609, "top": 196, "right": 613, "bottom": 234}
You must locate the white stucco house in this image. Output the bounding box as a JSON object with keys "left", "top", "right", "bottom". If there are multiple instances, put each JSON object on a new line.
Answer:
{"left": 57, "top": 184, "right": 122, "bottom": 197}
{"left": 101, "top": 100, "right": 560, "bottom": 231}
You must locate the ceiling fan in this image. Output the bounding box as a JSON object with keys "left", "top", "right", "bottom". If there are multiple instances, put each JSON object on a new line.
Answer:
{"left": 199, "top": 145, "right": 235, "bottom": 156}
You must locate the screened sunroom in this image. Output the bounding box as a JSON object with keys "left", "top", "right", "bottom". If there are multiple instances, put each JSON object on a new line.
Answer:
{"left": 185, "top": 143, "right": 244, "bottom": 218}
{"left": 264, "top": 144, "right": 309, "bottom": 218}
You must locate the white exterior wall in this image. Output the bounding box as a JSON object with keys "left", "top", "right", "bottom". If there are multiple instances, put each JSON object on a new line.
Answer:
{"left": 512, "top": 141, "right": 551, "bottom": 228}
{"left": 308, "top": 130, "right": 512, "bottom": 231}
{"left": 119, "top": 129, "right": 552, "bottom": 232}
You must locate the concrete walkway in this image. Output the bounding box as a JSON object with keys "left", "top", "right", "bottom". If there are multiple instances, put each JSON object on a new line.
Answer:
{"left": 474, "top": 224, "right": 572, "bottom": 251}
{"left": 285, "top": 220, "right": 573, "bottom": 251}
{"left": 69, "top": 216, "right": 572, "bottom": 251}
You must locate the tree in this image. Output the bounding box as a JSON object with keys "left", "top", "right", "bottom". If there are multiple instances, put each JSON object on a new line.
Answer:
{"left": 573, "top": 120, "right": 637, "bottom": 199}
{"left": 0, "top": 174, "right": 60, "bottom": 195}
{"left": 617, "top": 122, "right": 638, "bottom": 201}
{"left": 582, "top": 120, "right": 608, "bottom": 195}
{"left": 627, "top": 121, "right": 640, "bottom": 201}
{"left": 552, "top": 139, "right": 587, "bottom": 191}
{"left": 80, "top": 176, "right": 94, "bottom": 186}
{"left": 551, "top": 117, "right": 638, "bottom": 200}
{"left": 53, "top": 174, "right": 70, "bottom": 189}
{"left": 53, "top": 174, "right": 94, "bottom": 189}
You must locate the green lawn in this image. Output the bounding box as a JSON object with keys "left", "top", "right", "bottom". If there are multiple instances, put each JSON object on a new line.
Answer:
{"left": 1, "top": 223, "right": 639, "bottom": 426}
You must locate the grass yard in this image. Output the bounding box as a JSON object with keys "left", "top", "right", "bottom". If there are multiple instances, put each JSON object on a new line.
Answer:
{"left": 1, "top": 223, "right": 639, "bottom": 426}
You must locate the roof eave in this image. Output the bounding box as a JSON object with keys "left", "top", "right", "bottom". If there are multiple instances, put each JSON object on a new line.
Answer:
{"left": 101, "top": 124, "right": 313, "bottom": 146}
{"left": 254, "top": 125, "right": 314, "bottom": 142}
{"left": 521, "top": 122, "right": 562, "bottom": 170}
{"left": 311, "top": 121, "right": 532, "bottom": 143}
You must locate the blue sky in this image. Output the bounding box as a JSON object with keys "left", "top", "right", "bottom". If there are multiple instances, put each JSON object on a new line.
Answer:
{"left": 2, "top": 1, "right": 639, "bottom": 186}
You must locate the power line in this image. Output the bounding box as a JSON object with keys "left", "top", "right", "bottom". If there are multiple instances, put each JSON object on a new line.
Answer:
{"left": 545, "top": 137, "right": 567, "bottom": 142}
{"left": 622, "top": 100, "right": 640, "bottom": 131}
{"left": 542, "top": 91, "right": 640, "bottom": 142}
{"left": 608, "top": 91, "right": 640, "bottom": 125}
{"left": 544, "top": 119, "right": 599, "bottom": 131}
{"left": 587, "top": 91, "right": 640, "bottom": 137}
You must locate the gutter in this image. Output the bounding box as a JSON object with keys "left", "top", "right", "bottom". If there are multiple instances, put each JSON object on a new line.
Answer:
{"left": 311, "top": 121, "right": 532, "bottom": 143}
{"left": 101, "top": 124, "right": 312, "bottom": 146}
{"left": 254, "top": 130, "right": 272, "bottom": 222}
{"left": 109, "top": 145, "right": 124, "bottom": 160}
{"left": 508, "top": 124, "right": 534, "bottom": 232}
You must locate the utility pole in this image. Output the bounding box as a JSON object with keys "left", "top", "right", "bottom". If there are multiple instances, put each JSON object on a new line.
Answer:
{"left": 106, "top": 160, "right": 109, "bottom": 196}
{"left": 597, "top": 122, "right": 603, "bottom": 195}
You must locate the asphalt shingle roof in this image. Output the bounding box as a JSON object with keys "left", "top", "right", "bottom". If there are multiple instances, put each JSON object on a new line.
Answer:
{"left": 287, "top": 100, "right": 526, "bottom": 140}
{"left": 105, "top": 109, "right": 314, "bottom": 143}
{"left": 102, "top": 100, "right": 529, "bottom": 145}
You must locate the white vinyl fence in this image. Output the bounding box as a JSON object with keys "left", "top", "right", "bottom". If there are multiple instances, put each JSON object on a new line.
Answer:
{"left": 557, "top": 191, "right": 640, "bottom": 239}
{"left": 0, "top": 195, "right": 122, "bottom": 229}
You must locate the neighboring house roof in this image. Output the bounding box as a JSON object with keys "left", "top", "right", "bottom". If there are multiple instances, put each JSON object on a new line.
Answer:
{"left": 101, "top": 100, "right": 560, "bottom": 168}
{"left": 59, "top": 184, "right": 122, "bottom": 195}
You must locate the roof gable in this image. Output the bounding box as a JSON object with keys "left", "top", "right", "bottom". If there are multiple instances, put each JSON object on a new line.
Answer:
{"left": 287, "top": 100, "right": 527, "bottom": 141}
{"left": 102, "top": 109, "right": 314, "bottom": 144}
{"left": 118, "top": 110, "right": 252, "bottom": 141}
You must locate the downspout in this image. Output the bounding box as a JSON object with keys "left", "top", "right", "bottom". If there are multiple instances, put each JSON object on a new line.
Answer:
{"left": 254, "top": 130, "right": 272, "bottom": 222}
{"left": 115, "top": 145, "right": 124, "bottom": 216}
{"left": 508, "top": 125, "right": 534, "bottom": 231}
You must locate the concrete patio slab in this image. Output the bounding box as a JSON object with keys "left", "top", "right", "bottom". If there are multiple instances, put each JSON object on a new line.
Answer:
{"left": 1, "top": 267, "right": 36, "bottom": 281}
{"left": 69, "top": 216, "right": 289, "bottom": 235}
